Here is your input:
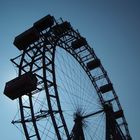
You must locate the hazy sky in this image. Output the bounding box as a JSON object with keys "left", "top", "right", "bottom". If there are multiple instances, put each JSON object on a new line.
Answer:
{"left": 0, "top": 0, "right": 140, "bottom": 140}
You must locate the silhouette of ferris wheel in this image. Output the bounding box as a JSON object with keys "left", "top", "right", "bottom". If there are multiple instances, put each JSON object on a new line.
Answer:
{"left": 4, "top": 15, "right": 132, "bottom": 140}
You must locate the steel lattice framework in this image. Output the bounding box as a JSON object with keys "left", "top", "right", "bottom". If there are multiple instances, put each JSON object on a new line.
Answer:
{"left": 4, "top": 15, "right": 132, "bottom": 140}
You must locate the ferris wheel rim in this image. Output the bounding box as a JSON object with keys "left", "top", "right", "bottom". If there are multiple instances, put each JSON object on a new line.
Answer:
{"left": 10, "top": 16, "right": 131, "bottom": 140}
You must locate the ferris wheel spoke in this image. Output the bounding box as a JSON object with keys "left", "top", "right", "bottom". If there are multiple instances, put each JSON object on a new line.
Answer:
{"left": 82, "top": 110, "right": 104, "bottom": 119}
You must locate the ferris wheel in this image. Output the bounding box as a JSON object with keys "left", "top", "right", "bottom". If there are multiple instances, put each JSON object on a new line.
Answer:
{"left": 4, "top": 15, "right": 132, "bottom": 140}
